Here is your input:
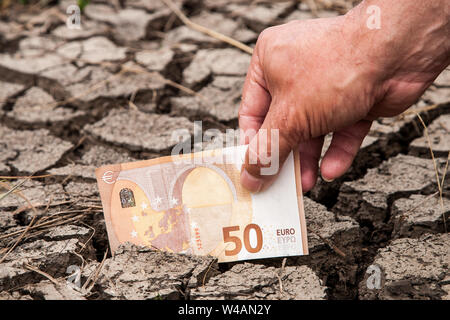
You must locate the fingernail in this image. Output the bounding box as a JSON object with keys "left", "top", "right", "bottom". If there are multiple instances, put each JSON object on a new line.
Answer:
{"left": 241, "top": 169, "right": 264, "bottom": 193}
{"left": 322, "top": 175, "right": 335, "bottom": 183}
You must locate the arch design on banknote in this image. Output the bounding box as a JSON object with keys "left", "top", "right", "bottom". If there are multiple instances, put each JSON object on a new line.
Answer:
{"left": 167, "top": 163, "right": 238, "bottom": 206}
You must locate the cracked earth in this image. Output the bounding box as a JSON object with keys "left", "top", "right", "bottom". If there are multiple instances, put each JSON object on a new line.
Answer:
{"left": 0, "top": 0, "right": 449, "bottom": 300}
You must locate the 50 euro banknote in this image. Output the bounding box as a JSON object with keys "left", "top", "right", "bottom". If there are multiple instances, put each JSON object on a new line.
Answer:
{"left": 96, "top": 145, "right": 308, "bottom": 263}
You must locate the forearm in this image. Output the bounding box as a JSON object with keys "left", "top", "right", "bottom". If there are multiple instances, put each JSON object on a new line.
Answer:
{"left": 344, "top": 0, "right": 450, "bottom": 84}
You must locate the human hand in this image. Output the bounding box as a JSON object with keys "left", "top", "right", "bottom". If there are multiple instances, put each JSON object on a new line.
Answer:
{"left": 239, "top": 1, "right": 450, "bottom": 193}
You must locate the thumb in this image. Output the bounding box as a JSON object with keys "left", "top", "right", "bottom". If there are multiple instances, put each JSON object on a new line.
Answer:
{"left": 240, "top": 106, "right": 294, "bottom": 193}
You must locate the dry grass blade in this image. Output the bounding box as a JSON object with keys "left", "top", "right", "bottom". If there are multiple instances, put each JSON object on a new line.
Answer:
{"left": 0, "top": 179, "right": 29, "bottom": 203}
{"left": 161, "top": 0, "right": 254, "bottom": 54}
{"left": 277, "top": 257, "right": 287, "bottom": 295}
{"left": 0, "top": 176, "right": 40, "bottom": 263}
{"left": 201, "top": 258, "right": 218, "bottom": 287}
{"left": 23, "top": 263, "right": 59, "bottom": 286}
{"left": 415, "top": 112, "right": 447, "bottom": 232}
{"left": 82, "top": 248, "right": 108, "bottom": 293}
{"left": 0, "top": 209, "right": 98, "bottom": 241}
{"left": 399, "top": 191, "right": 439, "bottom": 217}
{"left": 311, "top": 230, "right": 346, "bottom": 258}
{"left": 403, "top": 103, "right": 441, "bottom": 116}
{"left": 77, "top": 221, "right": 96, "bottom": 254}
{"left": 0, "top": 215, "right": 37, "bottom": 264}
{"left": 0, "top": 174, "right": 52, "bottom": 179}
{"left": 441, "top": 151, "right": 450, "bottom": 189}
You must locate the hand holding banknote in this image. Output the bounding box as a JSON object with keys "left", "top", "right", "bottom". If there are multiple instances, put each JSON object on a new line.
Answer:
{"left": 239, "top": 0, "right": 450, "bottom": 193}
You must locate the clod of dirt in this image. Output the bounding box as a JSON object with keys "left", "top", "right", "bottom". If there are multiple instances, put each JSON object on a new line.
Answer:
{"left": 136, "top": 48, "right": 175, "bottom": 73}
{"left": 0, "top": 40, "right": 65, "bottom": 75}
{"left": 334, "top": 154, "right": 443, "bottom": 228}
{"left": 7, "top": 87, "right": 84, "bottom": 124}
{"left": 0, "top": 231, "right": 95, "bottom": 292}
{"left": 0, "top": 209, "right": 17, "bottom": 232}
{"left": 79, "top": 36, "right": 128, "bottom": 64}
{"left": 434, "top": 69, "right": 450, "bottom": 87}
{"left": 182, "top": 48, "right": 250, "bottom": 87}
{"left": 224, "top": 2, "right": 295, "bottom": 32}
{"left": 92, "top": 243, "right": 218, "bottom": 300}
{"left": 43, "top": 224, "right": 93, "bottom": 242}
{"left": 89, "top": 8, "right": 155, "bottom": 42}
{"left": 409, "top": 114, "right": 450, "bottom": 158}
{"left": 283, "top": 9, "right": 315, "bottom": 22}
{"left": 0, "top": 148, "right": 16, "bottom": 174}
{"left": 304, "top": 197, "right": 361, "bottom": 257}
{"left": 83, "top": 1, "right": 184, "bottom": 42}
{"left": 296, "top": 197, "right": 362, "bottom": 299}
{"left": 0, "top": 81, "right": 24, "bottom": 109}
{"left": 165, "top": 11, "right": 256, "bottom": 46}
{"left": 171, "top": 76, "right": 244, "bottom": 121}
{"left": 359, "top": 233, "right": 450, "bottom": 300}
{"left": 65, "top": 63, "right": 166, "bottom": 103}
{"left": 126, "top": 0, "right": 174, "bottom": 12}
{"left": 309, "top": 133, "right": 381, "bottom": 206}
{"left": 39, "top": 64, "right": 84, "bottom": 87}
{"left": 0, "top": 125, "right": 73, "bottom": 174}
{"left": 52, "top": 20, "right": 109, "bottom": 41}
{"left": 283, "top": 7, "right": 338, "bottom": 23}
{"left": 0, "top": 20, "right": 23, "bottom": 44}
{"left": 0, "top": 180, "right": 65, "bottom": 210}
{"left": 49, "top": 145, "right": 136, "bottom": 180}
{"left": 0, "top": 291, "right": 32, "bottom": 300}
{"left": 18, "top": 36, "right": 63, "bottom": 54}
{"left": 422, "top": 86, "right": 450, "bottom": 105}
{"left": 391, "top": 194, "right": 450, "bottom": 239}
{"left": 191, "top": 263, "right": 327, "bottom": 300}
{"left": 63, "top": 182, "right": 101, "bottom": 210}
{"left": 20, "top": 280, "right": 86, "bottom": 300}
{"left": 84, "top": 108, "right": 194, "bottom": 153}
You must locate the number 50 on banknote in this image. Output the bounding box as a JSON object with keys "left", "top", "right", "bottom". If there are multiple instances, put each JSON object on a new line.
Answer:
{"left": 96, "top": 145, "right": 308, "bottom": 263}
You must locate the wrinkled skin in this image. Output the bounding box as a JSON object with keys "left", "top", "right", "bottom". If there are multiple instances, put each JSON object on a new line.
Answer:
{"left": 239, "top": 1, "right": 450, "bottom": 193}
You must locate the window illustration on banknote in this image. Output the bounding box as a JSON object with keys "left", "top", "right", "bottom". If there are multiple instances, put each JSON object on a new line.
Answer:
{"left": 96, "top": 146, "right": 308, "bottom": 263}
{"left": 119, "top": 188, "right": 136, "bottom": 208}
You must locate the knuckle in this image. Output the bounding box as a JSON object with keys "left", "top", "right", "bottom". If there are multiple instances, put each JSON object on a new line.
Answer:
{"left": 256, "top": 27, "right": 276, "bottom": 47}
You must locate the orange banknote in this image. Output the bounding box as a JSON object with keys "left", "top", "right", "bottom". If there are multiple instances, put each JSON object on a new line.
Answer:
{"left": 96, "top": 146, "right": 308, "bottom": 262}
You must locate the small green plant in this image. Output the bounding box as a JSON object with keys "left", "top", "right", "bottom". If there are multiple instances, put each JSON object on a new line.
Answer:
{"left": 77, "top": 0, "right": 90, "bottom": 11}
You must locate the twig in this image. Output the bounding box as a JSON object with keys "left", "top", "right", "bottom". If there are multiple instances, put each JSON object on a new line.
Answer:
{"left": 161, "top": 0, "right": 253, "bottom": 54}
{"left": 201, "top": 258, "right": 218, "bottom": 287}
{"left": 0, "top": 174, "right": 52, "bottom": 179}
{"left": 23, "top": 263, "right": 60, "bottom": 286}
{"left": 277, "top": 257, "right": 287, "bottom": 295}
{"left": 415, "top": 112, "right": 447, "bottom": 232}
{"left": 82, "top": 248, "right": 108, "bottom": 293}
{"left": 0, "top": 179, "right": 29, "bottom": 203}
{"left": 77, "top": 221, "right": 96, "bottom": 254}
{"left": 0, "top": 215, "right": 37, "bottom": 264}
{"left": 402, "top": 103, "right": 441, "bottom": 116}
{"left": 311, "top": 230, "right": 346, "bottom": 258}
{"left": 0, "top": 211, "right": 94, "bottom": 240}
